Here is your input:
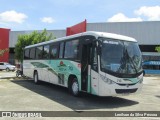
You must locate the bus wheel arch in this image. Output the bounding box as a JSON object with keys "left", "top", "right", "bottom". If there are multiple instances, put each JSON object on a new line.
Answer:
{"left": 33, "top": 70, "right": 39, "bottom": 84}
{"left": 68, "top": 75, "right": 79, "bottom": 97}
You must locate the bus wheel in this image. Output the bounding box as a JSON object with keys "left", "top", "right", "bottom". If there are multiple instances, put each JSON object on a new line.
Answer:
{"left": 70, "top": 78, "right": 79, "bottom": 97}
{"left": 34, "top": 72, "right": 39, "bottom": 84}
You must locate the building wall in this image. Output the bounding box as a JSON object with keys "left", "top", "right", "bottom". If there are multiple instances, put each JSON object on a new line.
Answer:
{"left": 87, "top": 21, "right": 160, "bottom": 45}
{"left": 0, "top": 28, "right": 10, "bottom": 62}
{"left": 0, "top": 21, "right": 159, "bottom": 64}
{"left": 9, "top": 21, "right": 160, "bottom": 48}
{"left": 9, "top": 30, "right": 66, "bottom": 48}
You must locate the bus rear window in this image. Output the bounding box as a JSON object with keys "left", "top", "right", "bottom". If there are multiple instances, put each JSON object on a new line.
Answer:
{"left": 24, "top": 49, "right": 30, "bottom": 59}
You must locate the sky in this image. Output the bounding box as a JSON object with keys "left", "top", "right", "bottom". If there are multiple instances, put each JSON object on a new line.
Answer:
{"left": 0, "top": 0, "right": 160, "bottom": 31}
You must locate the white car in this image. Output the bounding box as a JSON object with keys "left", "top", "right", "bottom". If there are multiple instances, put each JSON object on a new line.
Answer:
{"left": 0, "top": 62, "right": 16, "bottom": 72}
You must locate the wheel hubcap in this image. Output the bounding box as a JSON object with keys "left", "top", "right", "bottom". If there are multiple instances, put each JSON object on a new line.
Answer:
{"left": 72, "top": 81, "right": 78, "bottom": 95}
{"left": 35, "top": 74, "right": 37, "bottom": 83}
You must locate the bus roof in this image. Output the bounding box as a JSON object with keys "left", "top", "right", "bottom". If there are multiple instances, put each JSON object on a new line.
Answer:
{"left": 25, "top": 31, "right": 136, "bottom": 49}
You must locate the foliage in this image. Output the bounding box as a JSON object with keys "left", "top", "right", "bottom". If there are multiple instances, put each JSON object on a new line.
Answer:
{"left": 0, "top": 48, "right": 9, "bottom": 57}
{"left": 14, "top": 29, "right": 55, "bottom": 62}
{"left": 155, "top": 46, "right": 160, "bottom": 52}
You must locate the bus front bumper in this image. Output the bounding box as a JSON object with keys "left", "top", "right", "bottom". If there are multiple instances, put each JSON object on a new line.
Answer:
{"left": 98, "top": 81, "right": 143, "bottom": 96}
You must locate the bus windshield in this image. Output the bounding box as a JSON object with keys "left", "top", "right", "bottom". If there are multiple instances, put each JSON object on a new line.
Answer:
{"left": 100, "top": 38, "right": 143, "bottom": 77}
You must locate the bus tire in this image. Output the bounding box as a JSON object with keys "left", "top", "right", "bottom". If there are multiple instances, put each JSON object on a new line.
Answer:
{"left": 70, "top": 78, "right": 79, "bottom": 97}
{"left": 34, "top": 71, "right": 39, "bottom": 84}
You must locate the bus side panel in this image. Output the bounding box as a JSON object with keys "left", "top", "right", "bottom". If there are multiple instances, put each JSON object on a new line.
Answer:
{"left": 44, "top": 60, "right": 81, "bottom": 89}
{"left": 53, "top": 60, "right": 81, "bottom": 88}
{"left": 90, "top": 69, "right": 99, "bottom": 95}
{"left": 44, "top": 60, "right": 59, "bottom": 84}
{"left": 69, "top": 61, "right": 81, "bottom": 90}
{"left": 24, "top": 59, "right": 81, "bottom": 89}
{"left": 23, "top": 60, "right": 35, "bottom": 78}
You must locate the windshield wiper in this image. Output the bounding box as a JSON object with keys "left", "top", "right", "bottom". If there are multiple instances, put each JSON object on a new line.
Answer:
{"left": 119, "top": 48, "right": 138, "bottom": 74}
{"left": 128, "top": 55, "right": 138, "bottom": 74}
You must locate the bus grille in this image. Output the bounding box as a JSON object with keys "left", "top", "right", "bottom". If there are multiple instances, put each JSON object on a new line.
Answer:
{"left": 117, "top": 83, "right": 137, "bottom": 86}
{"left": 115, "top": 88, "right": 138, "bottom": 94}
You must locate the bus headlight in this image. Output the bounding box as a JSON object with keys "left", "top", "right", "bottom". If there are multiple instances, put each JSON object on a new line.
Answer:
{"left": 103, "top": 78, "right": 115, "bottom": 84}
{"left": 137, "top": 74, "right": 143, "bottom": 84}
{"left": 100, "top": 74, "right": 115, "bottom": 84}
{"left": 139, "top": 78, "right": 143, "bottom": 84}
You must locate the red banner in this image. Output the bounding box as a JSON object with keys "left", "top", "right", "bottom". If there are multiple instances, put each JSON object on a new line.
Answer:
{"left": 0, "top": 28, "right": 10, "bottom": 62}
{"left": 66, "top": 19, "right": 87, "bottom": 36}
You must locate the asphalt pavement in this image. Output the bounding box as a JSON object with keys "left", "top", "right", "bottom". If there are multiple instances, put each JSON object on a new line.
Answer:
{"left": 0, "top": 71, "right": 160, "bottom": 120}
{"left": 0, "top": 71, "right": 16, "bottom": 79}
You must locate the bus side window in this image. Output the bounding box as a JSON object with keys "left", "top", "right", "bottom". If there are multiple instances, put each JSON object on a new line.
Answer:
{"left": 30, "top": 48, "right": 35, "bottom": 59}
{"left": 36, "top": 46, "right": 43, "bottom": 59}
{"left": 59, "top": 42, "right": 64, "bottom": 58}
{"left": 24, "top": 49, "right": 30, "bottom": 59}
{"left": 43, "top": 45, "right": 50, "bottom": 59}
{"left": 50, "top": 45, "right": 58, "bottom": 59}
{"left": 64, "top": 40, "right": 79, "bottom": 59}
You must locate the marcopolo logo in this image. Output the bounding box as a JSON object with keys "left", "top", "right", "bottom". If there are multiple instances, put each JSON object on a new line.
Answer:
{"left": 58, "top": 61, "right": 66, "bottom": 67}
{"left": 0, "top": 48, "right": 9, "bottom": 57}
{"left": 58, "top": 61, "right": 67, "bottom": 71}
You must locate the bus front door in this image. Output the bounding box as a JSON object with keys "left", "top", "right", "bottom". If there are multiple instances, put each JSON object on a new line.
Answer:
{"left": 81, "top": 43, "right": 92, "bottom": 92}
{"left": 81, "top": 41, "right": 99, "bottom": 94}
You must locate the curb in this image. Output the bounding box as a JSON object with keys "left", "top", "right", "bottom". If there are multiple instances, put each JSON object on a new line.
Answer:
{"left": 0, "top": 76, "right": 17, "bottom": 79}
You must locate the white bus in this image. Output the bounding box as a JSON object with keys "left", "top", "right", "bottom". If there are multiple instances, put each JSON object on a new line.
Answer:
{"left": 23, "top": 31, "right": 143, "bottom": 96}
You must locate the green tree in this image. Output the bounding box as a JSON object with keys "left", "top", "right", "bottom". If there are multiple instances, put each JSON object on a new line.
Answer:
{"left": 14, "top": 29, "right": 55, "bottom": 62}
{"left": 155, "top": 46, "right": 160, "bottom": 52}
{"left": 0, "top": 48, "right": 9, "bottom": 57}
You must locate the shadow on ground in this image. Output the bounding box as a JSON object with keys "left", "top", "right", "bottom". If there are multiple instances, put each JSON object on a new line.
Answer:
{"left": 156, "top": 96, "right": 160, "bottom": 98}
{"left": 12, "top": 79, "right": 139, "bottom": 111}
